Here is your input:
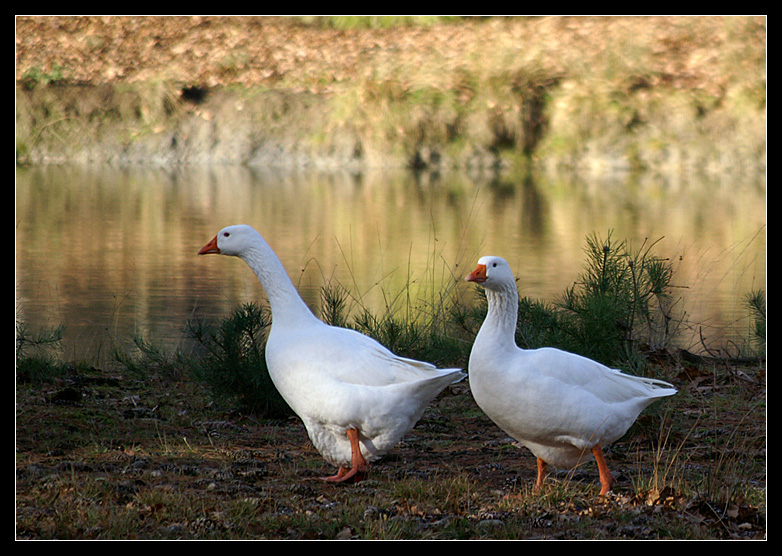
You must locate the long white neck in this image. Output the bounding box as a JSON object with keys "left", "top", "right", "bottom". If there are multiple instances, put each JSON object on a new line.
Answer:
{"left": 238, "top": 235, "right": 319, "bottom": 326}
{"left": 476, "top": 283, "right": 520, "bottom": 351}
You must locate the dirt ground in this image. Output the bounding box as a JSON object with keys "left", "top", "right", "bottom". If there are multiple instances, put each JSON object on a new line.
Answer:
{"left": 15, "top": 358, "right": 766, "bottom": 540}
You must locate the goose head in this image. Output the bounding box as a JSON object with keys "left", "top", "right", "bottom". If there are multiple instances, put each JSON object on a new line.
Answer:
{"left": 198, "top": 224, "right": 258, "bottom": 257}
{"left": 465, "top": 256, "right": 515, "bottom": 290}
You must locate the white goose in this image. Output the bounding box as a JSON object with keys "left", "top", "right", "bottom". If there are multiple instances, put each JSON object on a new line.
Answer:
{"left": 199, "top": 224, "right": 465, "bottom": 483}
{"left": 465, "top": 256, "right": 676, "bottom": 495}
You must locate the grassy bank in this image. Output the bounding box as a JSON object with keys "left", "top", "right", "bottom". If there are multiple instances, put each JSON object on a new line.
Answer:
{"left": 15, "top": 17, "right": 766, "bottom": 175}
{"left": 14, "top": 306, "right": 767, "bottom": 540}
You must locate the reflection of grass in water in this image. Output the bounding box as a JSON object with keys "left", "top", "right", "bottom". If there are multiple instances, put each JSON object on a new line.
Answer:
{"left": 671, "top": 225, "right": 766, "bottom": 357}
{"left": 17, "top": 229, "right": 763, "bottom": 412}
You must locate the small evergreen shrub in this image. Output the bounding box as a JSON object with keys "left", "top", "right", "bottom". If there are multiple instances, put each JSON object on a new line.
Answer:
{"left": 185, "top": 303, "right": 292, "bottom": 418}
{"left": 553, "top": 232, "right": 678, "bottom": 370}
{"left": 113, "top": 335, "right": 185, "bottom": 381}
{"left": 746, "top": 289, "right": 766, "bottom": 356}
{"left": 15, "top": 321, "right": 69, "bottom": 383}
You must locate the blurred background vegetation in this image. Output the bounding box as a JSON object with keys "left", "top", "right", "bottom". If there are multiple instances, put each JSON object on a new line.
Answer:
{"left": 16, "top": 16, "right": 766, "bottom": 173}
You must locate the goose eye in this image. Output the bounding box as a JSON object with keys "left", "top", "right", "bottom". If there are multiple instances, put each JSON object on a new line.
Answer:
{"left": 223, "top": 232, "right": 230, "bottom": 237}
{"left": 492, "top": 262, "right": 497, "bottom": 268}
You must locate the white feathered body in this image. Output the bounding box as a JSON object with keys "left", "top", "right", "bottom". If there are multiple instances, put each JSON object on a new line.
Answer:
{"left": 267, "top": 318, "right": 463, "bottom": 466}
{"left": 201, "top": 225, "right": 464, "bottom": 469}
{"left": 466, "top": 255, "right": 676, "bottom": 469}
{"left": 469, "top": 341, "right": 676, "bottom": 468}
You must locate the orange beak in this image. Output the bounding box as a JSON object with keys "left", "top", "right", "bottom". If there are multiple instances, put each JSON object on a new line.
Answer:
{"left": 465, "top": 263, "right": 487, "bottom": 283}
{"left": 198, "top": 235, "right": 220, "bottom": 255}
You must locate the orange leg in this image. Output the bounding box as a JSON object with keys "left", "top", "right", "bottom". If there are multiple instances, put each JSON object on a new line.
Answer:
{"left": 322, "top": 428, "right": 369, "bottom": 484}
{"left": 535, "top": 457, "right": 548, "bottom": 491}
{"left": 591, "top": 443, "right": 614, "bottom": 495}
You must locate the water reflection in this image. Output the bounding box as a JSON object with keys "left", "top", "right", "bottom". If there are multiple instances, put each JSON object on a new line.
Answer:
{"left": 16, "top": 165, "right": 765, "bottom": 362}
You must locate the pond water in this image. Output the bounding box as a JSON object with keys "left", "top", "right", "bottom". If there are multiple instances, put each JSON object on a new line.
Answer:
{"left": 15, "top": 164, "right": 766, "bottom": 363}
